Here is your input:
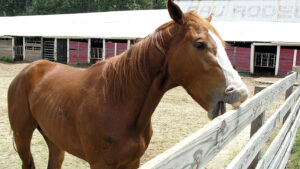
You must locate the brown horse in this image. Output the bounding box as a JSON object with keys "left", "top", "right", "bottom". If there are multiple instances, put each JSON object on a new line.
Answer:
{"left": 8, "top": 1, "right": 248, "bottom": 169}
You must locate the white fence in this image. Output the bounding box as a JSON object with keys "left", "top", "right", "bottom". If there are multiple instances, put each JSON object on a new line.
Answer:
{"left": 140, "top": 72, "right": 300, "bottom": 169}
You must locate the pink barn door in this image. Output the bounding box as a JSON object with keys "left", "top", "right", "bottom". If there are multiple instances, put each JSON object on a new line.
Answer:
{"left": 296, "top": 50, "right": 300, "bottom": 66}
{"left": 278, "top": 49, "right": 294, "bottom": 76}
{"left": 226, "top": 46, "right": 251, "bottom": 72}
{"left": 69, "top": 40, "right": 88, "bottom": 64}
{"left": 226, "top": 46, "right": 235, "bottom": 68}
{"left": 105, "top": 42, "right": 128, "bottom": 59}
{"left": 235, "top": 47, "right": 251, "bottom": 72}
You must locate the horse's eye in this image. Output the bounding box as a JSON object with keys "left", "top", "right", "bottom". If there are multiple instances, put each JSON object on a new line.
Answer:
{"left": 194, "top": 42, "right": 206, "bottom": 49}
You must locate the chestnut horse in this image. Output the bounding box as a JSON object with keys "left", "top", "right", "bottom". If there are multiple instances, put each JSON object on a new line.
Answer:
{"left": 8, "top": 1, "right": 248, "bottom": 169}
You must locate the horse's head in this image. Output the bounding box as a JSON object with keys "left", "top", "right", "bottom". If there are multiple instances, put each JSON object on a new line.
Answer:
{"left": 166, "top": 0, "right": 248, "bottom": 119}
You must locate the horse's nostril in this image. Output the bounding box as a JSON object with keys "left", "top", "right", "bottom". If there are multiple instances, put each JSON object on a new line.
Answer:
{"left": 225, "top": 86, "right": 235, "bottom": 94}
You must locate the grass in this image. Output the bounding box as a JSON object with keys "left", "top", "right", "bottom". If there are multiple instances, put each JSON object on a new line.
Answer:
{"left": 287, "top": 127, "right": 300, "bottom": 169}
{"left": 0, "top": 56, "right": 14, "bottom": 63}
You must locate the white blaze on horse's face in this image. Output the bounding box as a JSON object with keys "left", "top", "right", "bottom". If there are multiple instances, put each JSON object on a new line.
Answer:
{"left": 209, "top": 31, "right": 248, "bottom": 108}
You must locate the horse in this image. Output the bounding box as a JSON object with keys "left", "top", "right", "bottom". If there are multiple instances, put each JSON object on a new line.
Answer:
{"left": 8, "top": 0, "right": 248, "bottom": 169}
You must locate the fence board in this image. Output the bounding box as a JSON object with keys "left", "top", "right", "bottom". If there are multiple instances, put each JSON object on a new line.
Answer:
{"left": 268, "top": 108, "right": 300, "bottom": 169}
{"left": 278, "top": 111, "right": 300, "bottom": 169}
{"left": 139, "top": 73, "right": 298, "bottom": 169}
{"left": 225, "top": 86, "right": 300, "bottom": 169}
{"left": 256, "top": 97, "right": 300, "bottom": 169}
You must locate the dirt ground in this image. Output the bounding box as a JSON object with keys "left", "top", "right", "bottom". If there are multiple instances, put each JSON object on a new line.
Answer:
{"left": 0, "top": 62, "right": 284, "bottom": 168}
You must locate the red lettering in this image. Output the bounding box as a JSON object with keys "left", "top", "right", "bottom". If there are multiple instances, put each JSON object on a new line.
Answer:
{"left": 187, "top": 5, "right": 199, "bottom": 12}
{"left": 295, "top": 7, "right": 300, "bottom": 18}
{"left": 232, "top": 6, "right": 246, "bottom": 18}
{"left": 278, "top": 6, "right": 293, "bottom": 19}
{"left": 212, "top": 5, "right": 226, "bottom": 17}
{"left": 247, "top": 6, "right": 261, "bottom": 17}
{"left": 199, "top": 6, "right": 212, "bottom": 17}
{"left": 262, "top": 6, "right": 276, "bottom": 18}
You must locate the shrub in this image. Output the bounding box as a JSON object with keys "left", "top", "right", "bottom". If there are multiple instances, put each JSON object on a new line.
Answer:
{"left": 0, "top": 56, "right": 14, "bottom": 63}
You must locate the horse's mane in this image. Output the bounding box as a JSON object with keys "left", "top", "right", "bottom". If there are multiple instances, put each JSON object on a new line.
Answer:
{"left": 101, "top": 21, "right": 175, "bottom": 101}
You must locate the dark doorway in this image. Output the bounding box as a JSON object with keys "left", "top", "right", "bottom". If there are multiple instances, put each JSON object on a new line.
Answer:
{"left": 254, "top": 46, "right": 277, "bottom": 76}
{"left": 91, "top": 39, "right": 103, "bottom": 64}
{"left": 57, "top": 39, "right": 67, "bottom": 64}
{"left": 14, "top": 37, "right": 23, "bottom": 61}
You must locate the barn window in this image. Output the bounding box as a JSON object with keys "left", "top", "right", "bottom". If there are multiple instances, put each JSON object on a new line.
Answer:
{"left": 34, "top": 47, "right": 41, "bottom": 51}
{"left": 255, "top": 52, "right": 276, "bottom": 68}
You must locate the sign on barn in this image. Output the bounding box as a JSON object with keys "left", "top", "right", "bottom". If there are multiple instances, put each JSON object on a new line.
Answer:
{"left": 175, "top": 0, "right": 300, "bottom": 22}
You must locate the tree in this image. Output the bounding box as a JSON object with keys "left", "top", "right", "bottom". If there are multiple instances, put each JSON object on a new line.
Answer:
{"left": 0, "top": 0, "right": 167, "bottom": 16}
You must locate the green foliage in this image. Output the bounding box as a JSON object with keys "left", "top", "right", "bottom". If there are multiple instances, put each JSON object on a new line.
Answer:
{"left": 287, "top": 128, "right": 300, "bottom": 168}
{"left": 0, "top": 0, "right": 167, "bottom": 16}
{"left": 0, "top": 56, "right": 14, "bottom": 63}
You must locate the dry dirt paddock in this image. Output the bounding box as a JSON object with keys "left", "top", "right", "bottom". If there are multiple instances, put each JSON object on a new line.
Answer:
{"left": 0, "top": 62, "right": 284, "bottom": 169}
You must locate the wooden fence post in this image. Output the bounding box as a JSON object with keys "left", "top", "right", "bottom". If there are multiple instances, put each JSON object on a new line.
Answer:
{"left": 283, "top": 86, "right": 293, "bottom": 123}
{"left": 248, "top": 86, "right": 266, "bottom": 169}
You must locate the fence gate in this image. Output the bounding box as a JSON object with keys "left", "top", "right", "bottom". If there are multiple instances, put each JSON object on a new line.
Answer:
{"left": 43, "top": 38, "right": 54, "bottom": 61}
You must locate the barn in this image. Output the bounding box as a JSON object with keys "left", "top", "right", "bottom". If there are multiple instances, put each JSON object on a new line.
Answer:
{"left": 1, "top": 0, "right": 300, "bottom": 76}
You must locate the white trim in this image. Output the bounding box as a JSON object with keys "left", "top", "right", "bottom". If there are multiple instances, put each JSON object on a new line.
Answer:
{"left": 115, "top": 42, "right": 117, "bottom": 56}
{"left": 88, "top": 38, "right": 91, "bottom": 63}
{"left": 41, "top": 37, "right": 43, "bottom": 60}
{"left": 54, "top": 38, "right": 57, "bottom": 61}
{"left": 250, "top": 44, "right": 255, "bottom": 74}
{"left": 127, "top": 39, "right": 131, "bottom": 49}
{"left": 23, "top": 37, "right": 26, "bottom": 61}
{"left": 275, "top": 45, "right": 281, "bottom": 76}
{"left": 293, "top": 49, "right": 297, "bottom": 67}
{"left": 102, "top": 39, "right": 106, "bottom": 60}
{"left": 11, "top": 37, "right": 15, "bottom": 60}
{"left": 67, "top": 38, "right": 70, "bottom": 64}
{"left": 252, "top": 43, "right": 277, "bottom": 46}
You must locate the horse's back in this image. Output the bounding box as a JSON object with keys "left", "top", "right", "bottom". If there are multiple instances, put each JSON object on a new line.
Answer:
{"left": 8, "top": 60, "right": 81, "bottom": 119}
{"left": 8, "top": 60, "right": 59, "bottom": 132}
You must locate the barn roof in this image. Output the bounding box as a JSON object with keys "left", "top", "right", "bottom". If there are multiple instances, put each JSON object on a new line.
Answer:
{"left": 0, "top": 9, "right": 300, "bottom": 44}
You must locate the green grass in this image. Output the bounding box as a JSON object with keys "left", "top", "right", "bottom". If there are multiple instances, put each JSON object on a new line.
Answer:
{"left": 287, "top": 127, "right": 300, "bottom": 169}
{"left": 0, "top": 56, "right": 14, "bottom": 63}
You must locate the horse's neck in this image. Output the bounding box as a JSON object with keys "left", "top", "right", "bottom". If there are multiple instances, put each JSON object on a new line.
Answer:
{"left": 96, "top": 26, "right": 177, "bottom": 133}
{"left": 131, "top": 36, "right": 177, "bottom": 133}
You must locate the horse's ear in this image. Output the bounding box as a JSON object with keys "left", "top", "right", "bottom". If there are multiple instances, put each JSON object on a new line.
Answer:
{"left": 167, "top": 0, "right": 184, "bottom": 24}
{"left": 206, "top": 14, "right": 213, "bottom": 22}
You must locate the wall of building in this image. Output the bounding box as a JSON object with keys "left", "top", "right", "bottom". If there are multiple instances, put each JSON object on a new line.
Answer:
{"left": 0, "top": 39, "right": 12, "bottom": 58}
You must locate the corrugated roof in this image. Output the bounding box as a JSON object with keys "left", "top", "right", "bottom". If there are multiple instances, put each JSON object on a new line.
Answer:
{"left": 0, "top": 9, "right": 300, "bottom": 43}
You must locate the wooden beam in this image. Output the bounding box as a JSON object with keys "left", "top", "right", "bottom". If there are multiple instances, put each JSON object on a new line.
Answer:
{"left": 67, "top": 38, "right": 70, "bottom": 64}
{"left": 102, "top": 39, "right": 106, "bottom": 60}
{"left": 256, "top": 97, "right": 300, "bottom": 169}
{"left": 11, "top": 37, "right": 15, "bottom": 60}
{"left": 293, "top": 66, "right": 300, "bottom": 73}
{"left": 278, "top": 110, "right": 300, "bottom": 169}
{"left": 139, "top": 73, "right": 298, "bottom": 169}
{"left": 248, "top": 86, "right": 266, "bottom": 169}
{"left": 127, "top": 39, "right": 131, "bottom": 49}
{"left": 268, "top": 106, "right": 300, "bottom": 169}
{"left": 115, "top": 42, "right": 117, "bottom": 56}
{"left": 250, "top": 44, "right": 255, "bottom": 74}
{"left": 293, "top": 49, "right": 297, "bottom": 67}
{"left": 54, "top": 38, "right": 57, "bottom": 62}
{"left": 283, "top": 86, "right": 293, "bottom": 123}
{"left": 275, "top": 45, "right": 280, "bottom": 76}
{"left": 88, "top": 38, "right": 91, "bottom": 63}
{"left": 226, "top": 86, "right": 300, "bottom": 169}
{"left": 23, "top": 37, "right": 26, "bottom": 61}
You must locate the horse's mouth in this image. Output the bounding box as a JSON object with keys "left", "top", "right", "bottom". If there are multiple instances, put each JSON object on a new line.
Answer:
{"left": 210, "top": 101, "right": 225, "bottom": 119}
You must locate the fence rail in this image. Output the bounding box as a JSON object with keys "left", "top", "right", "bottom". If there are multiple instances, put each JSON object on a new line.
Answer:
{"left": 140, "top": 72, "right": 300, "bottom": 169}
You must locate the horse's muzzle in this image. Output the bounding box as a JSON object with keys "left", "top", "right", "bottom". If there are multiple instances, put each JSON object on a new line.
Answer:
{"left": 223, "top": 85, "right": 248, "bottom": 108}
